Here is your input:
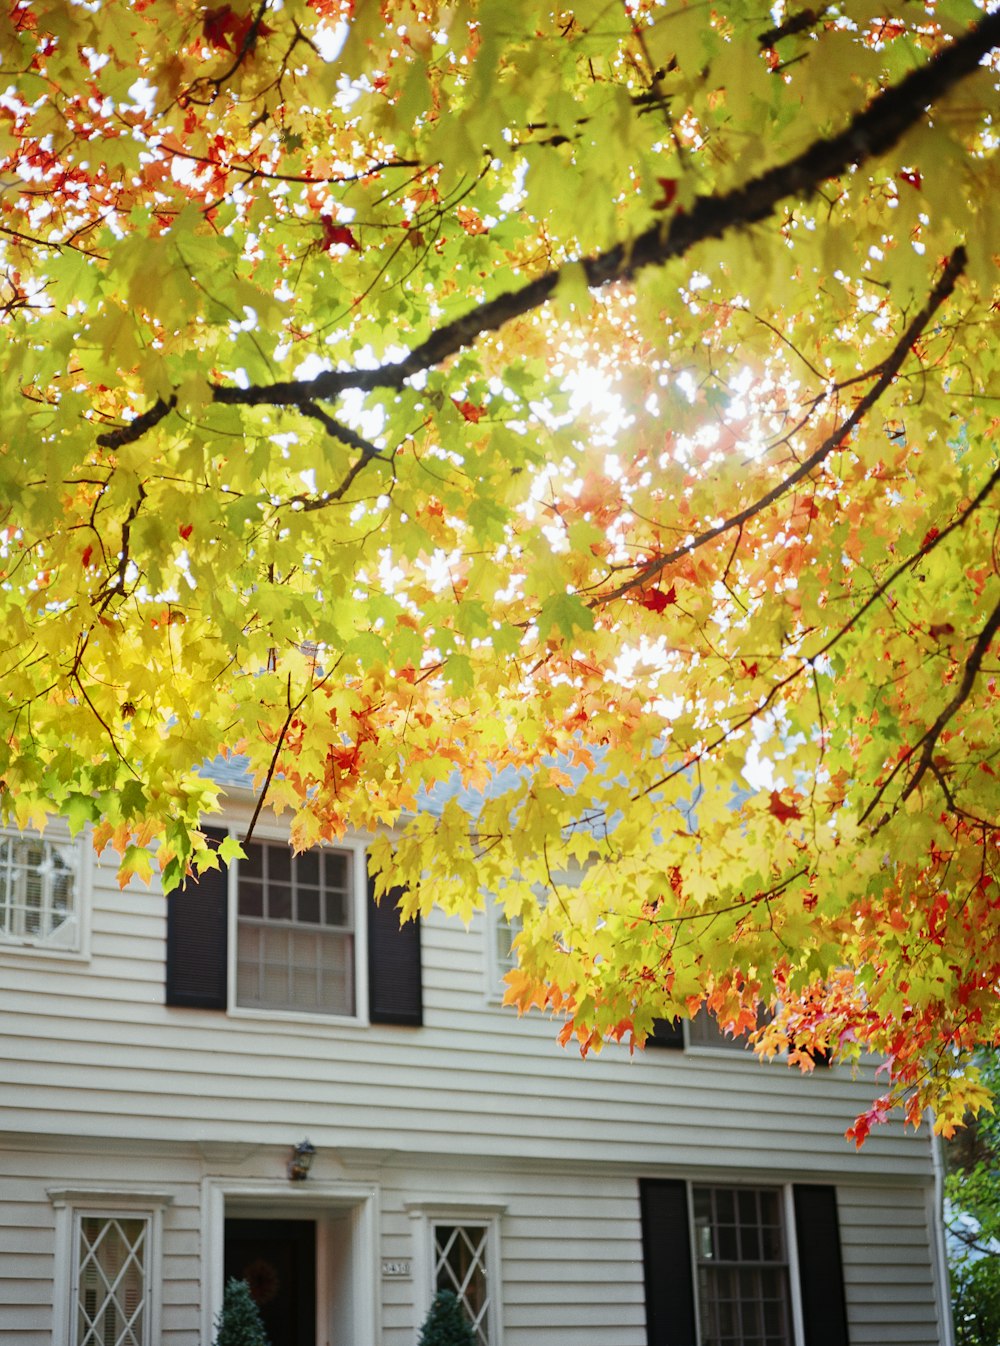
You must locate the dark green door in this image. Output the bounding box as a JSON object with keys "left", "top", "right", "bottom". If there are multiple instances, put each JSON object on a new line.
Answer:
{"left": 223, "top": 1217, "right": 316, "bottom": 1346}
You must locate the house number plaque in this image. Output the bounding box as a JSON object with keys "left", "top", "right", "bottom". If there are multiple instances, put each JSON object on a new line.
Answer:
{"left": 381, "top": 1259, "right": 412, "bottom": 1279}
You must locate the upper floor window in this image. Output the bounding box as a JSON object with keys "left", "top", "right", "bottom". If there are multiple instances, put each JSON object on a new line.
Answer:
{"left": 235, "top": 839, "right": 356, "bottom": 1016}
{"left": 0, "top": 828, "right": 79, "bottom": 951}
{"left": 488, "top": 904, "right": 520, "bottom": 998}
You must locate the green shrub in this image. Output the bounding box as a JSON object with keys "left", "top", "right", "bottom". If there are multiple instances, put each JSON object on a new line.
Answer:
{"left": 212, "top": 1278, "right": 271, "bottom": 1346}
{"left": 417, "top": 1289, "right": 476, "bottom": 1346}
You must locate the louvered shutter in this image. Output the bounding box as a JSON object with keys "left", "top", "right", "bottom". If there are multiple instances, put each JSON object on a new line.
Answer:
{"left": 165, "top": 827, "right": 229, "bottom": 1009}
{"left": 794, "top": 1185, "right": 850, "bottom": 1346}
{"left": 367, "top": 872, "right": 422, "bottom": 1026}
{"left": 640, "top": 1179, "right": 698, "bottom": 1346}
{"left": 647, "top": 1018, "right": 685, "bottom": 1049}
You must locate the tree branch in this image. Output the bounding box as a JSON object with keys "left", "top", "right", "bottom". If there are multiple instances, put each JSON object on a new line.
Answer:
{"left": 92, "top": 10, "right": 1000, "bottom": 450}
{"left": 597, "top": 245, "right": 967, "bottom": 605}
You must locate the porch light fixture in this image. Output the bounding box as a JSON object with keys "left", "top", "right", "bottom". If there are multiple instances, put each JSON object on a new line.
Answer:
{"left": 287, "top": 1138, "right": 316, "bottom": 1182}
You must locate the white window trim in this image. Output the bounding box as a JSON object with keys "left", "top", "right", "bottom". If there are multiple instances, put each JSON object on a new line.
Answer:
{"left": 0, "top": 825, "right": 92, "bottom": 961}
{"left": 406, "top": 1199, "right": 507, "bottom": 1346}
{"left": 219, "top": 821, "right": 370, "bottom": 1026}
{"left": 483, "top": 901, "right": 520, "bottom": 1005}
{"left": 48, "top": 1188, "right": 172, "bottom": 1346}
{"left": 200, "top": 1176, "right": 379, "bottom": 1346}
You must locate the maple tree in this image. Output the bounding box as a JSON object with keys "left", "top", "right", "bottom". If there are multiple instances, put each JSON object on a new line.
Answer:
{"left": 2, "top": 0, "right": 1000, "bottom": 1135}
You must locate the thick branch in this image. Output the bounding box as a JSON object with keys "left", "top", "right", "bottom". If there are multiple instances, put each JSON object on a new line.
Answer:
{"left": 598, "top": 245, "right": 967, "bottom": 605}
{"left": 95, "top": 9, "right": 1000, "bottom": 451}
{"left": 214, "top": 11, "right": 999, "bottom": 409}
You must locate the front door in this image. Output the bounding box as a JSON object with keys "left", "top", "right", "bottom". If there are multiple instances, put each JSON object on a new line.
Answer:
{"left": 224, "top": 1217, "right": 316, "bottom": 1346}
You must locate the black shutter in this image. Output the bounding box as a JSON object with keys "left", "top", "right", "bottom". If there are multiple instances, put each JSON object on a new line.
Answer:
{"left": 165, "top": 827, "right": 229, "bottom": 1009}
{"left": 367, "top": 871, "right": 422, "bottom": 1026}
{"left": 647, "top": 1018, "right": 685, "bottom": 1049}
{"left": 794, "top": 1185, "right": 850, "bottom": 1346}
{"left": 640, "top": 1179, "right": 698, "bottom": 1346}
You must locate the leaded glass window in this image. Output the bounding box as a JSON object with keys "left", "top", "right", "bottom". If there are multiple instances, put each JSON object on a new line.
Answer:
{"left": 76, "top": 1215, "right": 148, "bottom": 1346}
{"left": 433, "top": 1223, "right": 492, "bottom": 1346}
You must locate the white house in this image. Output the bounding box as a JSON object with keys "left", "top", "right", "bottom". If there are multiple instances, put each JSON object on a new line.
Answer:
{"left": 0, "top": 775, "right": 953, "bottom": 1345}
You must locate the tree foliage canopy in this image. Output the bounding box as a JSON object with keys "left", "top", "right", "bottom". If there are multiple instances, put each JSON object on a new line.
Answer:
{"left": 3, "top": 0, "right": 1000, "bottom": 1134}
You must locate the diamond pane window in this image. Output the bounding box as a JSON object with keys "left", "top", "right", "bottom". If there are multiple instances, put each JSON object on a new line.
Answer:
{"left": 236, "top": 840, "right": 355, "bottom": 1015}
{"left": 76, "top": 1215, "right": 148, "bottom": 1346}
{"left": 0, "top": 831, "right": 75, "bottom": 944}
{"left": 693, "top": 1187, "right": 791, "bottom": 1346}
{"left": 433, "top": 1223, "right": 491, "bottom": 1346}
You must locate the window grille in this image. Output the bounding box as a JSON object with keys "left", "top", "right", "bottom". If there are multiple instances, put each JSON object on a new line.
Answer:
{"left": 236, "top": 839, "right": 355, "bottom": 1015}
{"left": 692, "top": 1186, "right": 791, "bottom": 1346}
{"left": 433, "top": 1223, "right": 491, "bottom": 1346}
{"left": 0, "top": 831, "right": 74, "bottom": 942}
{"left": 76, "top": 1215, "right": 148, "bottom": 1346}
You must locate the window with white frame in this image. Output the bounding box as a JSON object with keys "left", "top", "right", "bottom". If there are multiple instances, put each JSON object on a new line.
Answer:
{"left": 75, "top": 1212, "right": 150, "bottom": 1346}
{"left": 0, "top": 828, "right": 78, "bottom": 949}
{"left": 433, "top": 1223, "right": 493, "bottom": 1346}
{"left": 692, "top": 1185, "right": 792, "bottom": 1346}
{"left": 489, "top": 903, "right": 521, "bottom": 997}
{"left": 235, "top": 838, "right": 356, "bottom": 1015}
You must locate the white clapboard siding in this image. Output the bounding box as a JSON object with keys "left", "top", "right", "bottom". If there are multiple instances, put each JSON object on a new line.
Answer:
{"left": 0, "top": 1145, "right": 203, "bottom": 1345}
{"left": 838, "top": 1183, "right": 943, "bottom": 1346}
{"left": 0, "top": 1139, "right": 946, "bottom": 1346}
{"left": 0, "top": 835, "right": 938, "bottom": 1182}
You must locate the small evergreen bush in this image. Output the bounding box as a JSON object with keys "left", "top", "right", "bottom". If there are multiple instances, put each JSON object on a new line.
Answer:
{"left": 417, "top": 1289, "right": 476, "bottom": 1346}
{"left": 212, "top": 1277, "right": 271, "bottom": 1346}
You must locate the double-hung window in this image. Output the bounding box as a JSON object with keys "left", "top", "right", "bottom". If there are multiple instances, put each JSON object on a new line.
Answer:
{"left": 235, "top": 839, "right": 356, "bottom": 1016}
{"left": 693, "top": 1186, "right": 791, "bottom": 1346}
{"left": 640, "top": 1180, "right": 849, "bottom": 1346}
{"left": 165, "top": 826, "right": 423, "bottom": 1026}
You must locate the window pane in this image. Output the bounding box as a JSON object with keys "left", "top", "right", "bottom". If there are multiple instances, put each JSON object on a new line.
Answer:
{"left": 297, "top": 850, "right": 319, "bottom": 887}
{"left": 267, "top": 884, "right": 292, "bottom": 922}
{"left": 297, "top": 890, "right": 320, "bottom": 924}
{"left": 238, "top": 882, "right": 263, "bottom": 918}
{"left": 267, "top": 844, "right": 291, "bottom": 882}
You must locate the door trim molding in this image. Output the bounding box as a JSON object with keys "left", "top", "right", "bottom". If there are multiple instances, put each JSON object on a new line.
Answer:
{"left": 200, "top": 1177, "right": 379, "bottom": 1346}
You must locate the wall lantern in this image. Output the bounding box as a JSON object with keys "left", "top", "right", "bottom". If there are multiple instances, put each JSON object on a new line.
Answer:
{"left": 287, "top": 1139, "right": 316, "bottom": 1182}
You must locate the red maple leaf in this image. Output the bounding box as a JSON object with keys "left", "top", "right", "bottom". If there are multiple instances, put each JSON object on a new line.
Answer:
{"left": 639, "top": 584, "right": 676, "bottom": 612}
{"left": 320, "top": 217, "right": 361, "bottom": 253}
{"left": 651, "top": 177, "right": 678, "bottom": 210}
{"left": 768, "top": 790, "right": 803, "bottom": 823}
{"left": 203, "top": 5, "right": 273, "bottom": 52}
{"left": 899, "top": 169, "right": 922, "bottom": 191}
{"left": 453, "top": 398, "right": 486, "bottom": 423}
{"left": 179, "top": 523, "right": 194, "bottom": 541}
{"left": 81, "top": 544, "right": 93, "bottom": 568}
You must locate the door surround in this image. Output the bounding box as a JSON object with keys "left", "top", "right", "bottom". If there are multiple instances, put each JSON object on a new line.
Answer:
{"left": 201, "top": 1176, "right": 378, "bottom": 1345}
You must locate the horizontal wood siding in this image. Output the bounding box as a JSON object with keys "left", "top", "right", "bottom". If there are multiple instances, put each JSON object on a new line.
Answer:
{"left": 0, "top": 1146, "right": 202, "bottom": 1345}
{"left": 0, "top": 841, "right": 937, "bottom": 1183}
{"left": 838, "top": 1183, "right": 942, "bottom": 1345}
{"left": 0, "top": 1143, "right": 945, "bottom": 1346}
